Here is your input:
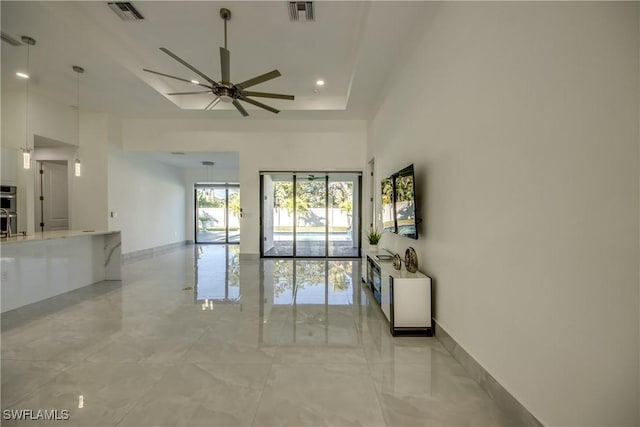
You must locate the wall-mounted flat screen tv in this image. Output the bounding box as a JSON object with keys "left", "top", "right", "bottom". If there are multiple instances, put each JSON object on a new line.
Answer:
{"left": 381, "top": 177, "right": 395, "bottom": 233}
{"left": 380, "top": 164, "right": 419, "bottom": 240}
{"left": 394, "top": 165, "right": 417, "bottom": 239}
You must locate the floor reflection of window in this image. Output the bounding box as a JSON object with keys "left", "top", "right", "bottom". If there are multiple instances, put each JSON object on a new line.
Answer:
{"left": 271, "top": 260, "right": 352, "bottom": 305}
{"left": 262, "top": 259, "right": 360, "bottom": 345}
{"left": 195, "top": 245, "right": 240, "bottom": 303}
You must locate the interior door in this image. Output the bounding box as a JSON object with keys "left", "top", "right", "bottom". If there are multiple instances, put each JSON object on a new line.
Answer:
{"left": 38, "top": 161, "right": 69, "bottom": 231}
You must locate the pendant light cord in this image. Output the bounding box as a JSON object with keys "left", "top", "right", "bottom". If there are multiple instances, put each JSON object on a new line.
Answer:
{"left": 72, "top": 65, "right": 84, "bottom": 160}
{"left": 25, "top": 43, "right": 30, "bottom": 152}
{"left": 76, "top": 69, "right": 80, "bottom": 154}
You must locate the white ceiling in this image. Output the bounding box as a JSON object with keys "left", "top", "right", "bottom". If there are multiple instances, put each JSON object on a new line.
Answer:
{"left": 1, "top": 1, "right": 428, "bottom": 119}
{"left": 1, "top": 1, "right": 428, "bottom": 168}
{"left": 149, "top": 151, "right": 239, "bottom": 169}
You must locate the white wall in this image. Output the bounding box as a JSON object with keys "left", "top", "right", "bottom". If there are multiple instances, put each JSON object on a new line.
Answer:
{"left": 68, "top": 113, "right": 109, "bottom": 232}
{"left": 108, "top": 145, "right": 186, "bottom": 254}
{"left": 0, "top": 91, "right": 109, "bottom": 234}
{"left": 122, "top": 119, "right": 367, "bottom": 255}
{"left": 1, "top": 147, "right": 20, "bottom": 185}
{"left": 368, "top": 2, "right": 639, "bottom": 426}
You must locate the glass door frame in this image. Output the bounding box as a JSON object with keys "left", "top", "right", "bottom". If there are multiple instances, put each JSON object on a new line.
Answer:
{"left": 194, "top": 183, "right": 240, "bottom": 244}
{"left": 260, "top": 171, "right": 362, "bottom": 258}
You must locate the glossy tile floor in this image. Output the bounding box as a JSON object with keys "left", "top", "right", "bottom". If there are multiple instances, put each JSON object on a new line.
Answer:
{"left": 1, "top": 245, "right": 517, "bottom": 426}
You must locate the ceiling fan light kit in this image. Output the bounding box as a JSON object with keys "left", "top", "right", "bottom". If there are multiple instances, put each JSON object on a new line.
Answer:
{"left": 143, "top": 8, "right": 294, "bottom": 117}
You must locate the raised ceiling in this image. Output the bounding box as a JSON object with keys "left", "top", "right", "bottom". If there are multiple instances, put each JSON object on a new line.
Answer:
{"left": 1, "top": 1, "right": 429, "bottom": 119}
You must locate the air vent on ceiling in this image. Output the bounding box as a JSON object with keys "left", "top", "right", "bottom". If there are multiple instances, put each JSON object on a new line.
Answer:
{"left": 108, "top": 2, "right": 144, "bottom": 21}
{"left": 1, "top": 32, "right": 21, "bottom": 46}
{"left": 288, "top": 1, "right": 314, "bottom": 21}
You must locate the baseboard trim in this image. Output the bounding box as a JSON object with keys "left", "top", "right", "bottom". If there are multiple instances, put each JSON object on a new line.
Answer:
{"left": 122, "top": 241, "right": 189, "bottom": 264}
{"left": 434, "top": 320, "right": 543, "bottom": 427}
{"left": 240, "top": 253, "right": 260, "bottom": 261}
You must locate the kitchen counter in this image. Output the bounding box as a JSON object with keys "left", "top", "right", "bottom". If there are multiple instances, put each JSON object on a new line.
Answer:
{"left": 1, "top": 230, "right": 122, "bottom": 312}
{"left": 1, "top": 229, "right": 121, "bottom": 244}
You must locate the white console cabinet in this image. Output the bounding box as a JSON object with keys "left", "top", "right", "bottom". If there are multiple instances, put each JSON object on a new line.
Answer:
{"left": 363, "top": 249, "right": 432, "bottom": 336}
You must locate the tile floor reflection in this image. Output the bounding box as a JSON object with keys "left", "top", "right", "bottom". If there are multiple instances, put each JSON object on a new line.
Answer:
{"left": 1, "top": 245, "right": 517, "bottom": 426}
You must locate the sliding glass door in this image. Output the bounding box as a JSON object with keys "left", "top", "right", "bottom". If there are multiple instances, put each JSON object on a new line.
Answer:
{"left": 328, "top": 174, "right": 360, "bottom": 257}
{"left": 295, "top": 175, "right": 327, "bottom": 257}
{"left": 195, "top": 184, "right": 240, "bottom": 244}
{"left": 261, "top": 172, "right": 361, "bottom": 258}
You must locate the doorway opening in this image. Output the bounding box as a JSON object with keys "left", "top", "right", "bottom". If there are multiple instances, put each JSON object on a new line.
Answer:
{"left": 260, "top": 171, "right": 362, "bottom": 258}
{"left": 195, "top": 184, "right": 240, "bottom": 244}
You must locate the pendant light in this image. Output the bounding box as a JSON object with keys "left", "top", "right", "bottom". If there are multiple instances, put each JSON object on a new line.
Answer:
{"left": 203, "top": 161, "right": 215, "bottom": 183}
{"left": 72, "top": 65, "right": 84, "bottom": 177}
{"left": 21, "top": 36, "right": 36, "bottom": 169}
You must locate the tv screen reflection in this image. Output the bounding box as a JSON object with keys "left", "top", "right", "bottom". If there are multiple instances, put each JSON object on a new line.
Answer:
{"left": 394, "top": 173, "right": 416, "bottom": 239}
{"left": 381, "top": 178, "right": 395, "bottom": 233}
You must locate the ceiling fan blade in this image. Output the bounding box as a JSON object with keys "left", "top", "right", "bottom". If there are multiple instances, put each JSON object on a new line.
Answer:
{"left": 143, "top": 69, "right": 213, "bottom": 89}
{"left": 143, "top": 69, "right": 193, "bottom": 85}
{"left": 167, "top": 91, "right": 212, "bottom": 95}
{"left": 232, "top": 99, "right": 249, "bottom": 117}
{"left": 159, "top": 47, "right": 217, "bottom": 85}
{"left": 220, "top": 47, "right": 230, "bottom": 84}
{"left": 236, "top": 70, "right": 281, "bottom": 89}
{"left": 204, "top": 97, "right": 221, "bottom": 111}
{"left": 242, "top": 91, "right": 294, "bottom": 100}
{"left": 240, "top": 96, "right": 280, "bottom": 114}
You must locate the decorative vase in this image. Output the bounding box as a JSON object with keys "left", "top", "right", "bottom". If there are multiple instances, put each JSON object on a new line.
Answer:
{"left": 369, "top": 244, "right": 378, "bottom": 253}
{"left": 392, "top": 253, "right": 402, "bottom": 270}
{"left": 404, "top": 247, "right": 418, "bottom": 273}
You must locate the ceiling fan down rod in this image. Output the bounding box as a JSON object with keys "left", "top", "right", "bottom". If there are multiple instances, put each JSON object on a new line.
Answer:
{"left": 220, "top": 8, "right": 231, "bottom": 50}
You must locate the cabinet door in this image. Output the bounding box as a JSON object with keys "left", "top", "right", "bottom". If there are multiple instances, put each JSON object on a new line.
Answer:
{"left": 393, "top": 278, "right": 430, "bottom": 327}
{"left": 381, "top": 275, "right": 391, "bottom": 321}
{"left": 1, "top": 148, "right": 19, "bottom": 185}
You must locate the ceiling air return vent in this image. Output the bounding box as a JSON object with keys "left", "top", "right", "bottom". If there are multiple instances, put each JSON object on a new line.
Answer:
{"left": 288, "top": 1, "right": 314, "bottom": 21}
{"left": 1, "top": 32, "right": 21, "bottom": 46}
{"left": 108, "top": 2, "right": 144, "bottom": 21}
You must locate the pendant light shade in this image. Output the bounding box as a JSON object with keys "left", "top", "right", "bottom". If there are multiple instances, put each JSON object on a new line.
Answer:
{"left": 73, "top": 65, "right": 84, "bottom": 177}
{"left": 22, "top": 149, "right": 31, "bottom": 169}
{"left": 21, "top": 36, "right": 36, "bottom": 169}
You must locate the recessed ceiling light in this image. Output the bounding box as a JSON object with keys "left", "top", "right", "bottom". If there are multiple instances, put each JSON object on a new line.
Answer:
{"left": 316, "top": 79, "right": 325, "bottom": 86}
{"left": 16, "top": 72, "right": 29, "bottom": 79}
{"left": 190, "top": 79, "right": 200, "bottom": 85}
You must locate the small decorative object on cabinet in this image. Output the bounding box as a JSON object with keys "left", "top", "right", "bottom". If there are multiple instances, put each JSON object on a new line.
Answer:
{"left": 367, "top": 228, "right": 381, "bottom": 252}
{"left": 392, "top": 253, "right": 402, "bottom": 270}
{"left": 404, "top": 247, "right": 418, "bottom": 273}
{"left": 363, "top": 248, "right": 432, "bottom": 336}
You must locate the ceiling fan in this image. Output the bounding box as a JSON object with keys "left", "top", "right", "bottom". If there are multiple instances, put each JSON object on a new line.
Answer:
{"left": 143, "top": 8, "right": 294, "bottom": 117}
